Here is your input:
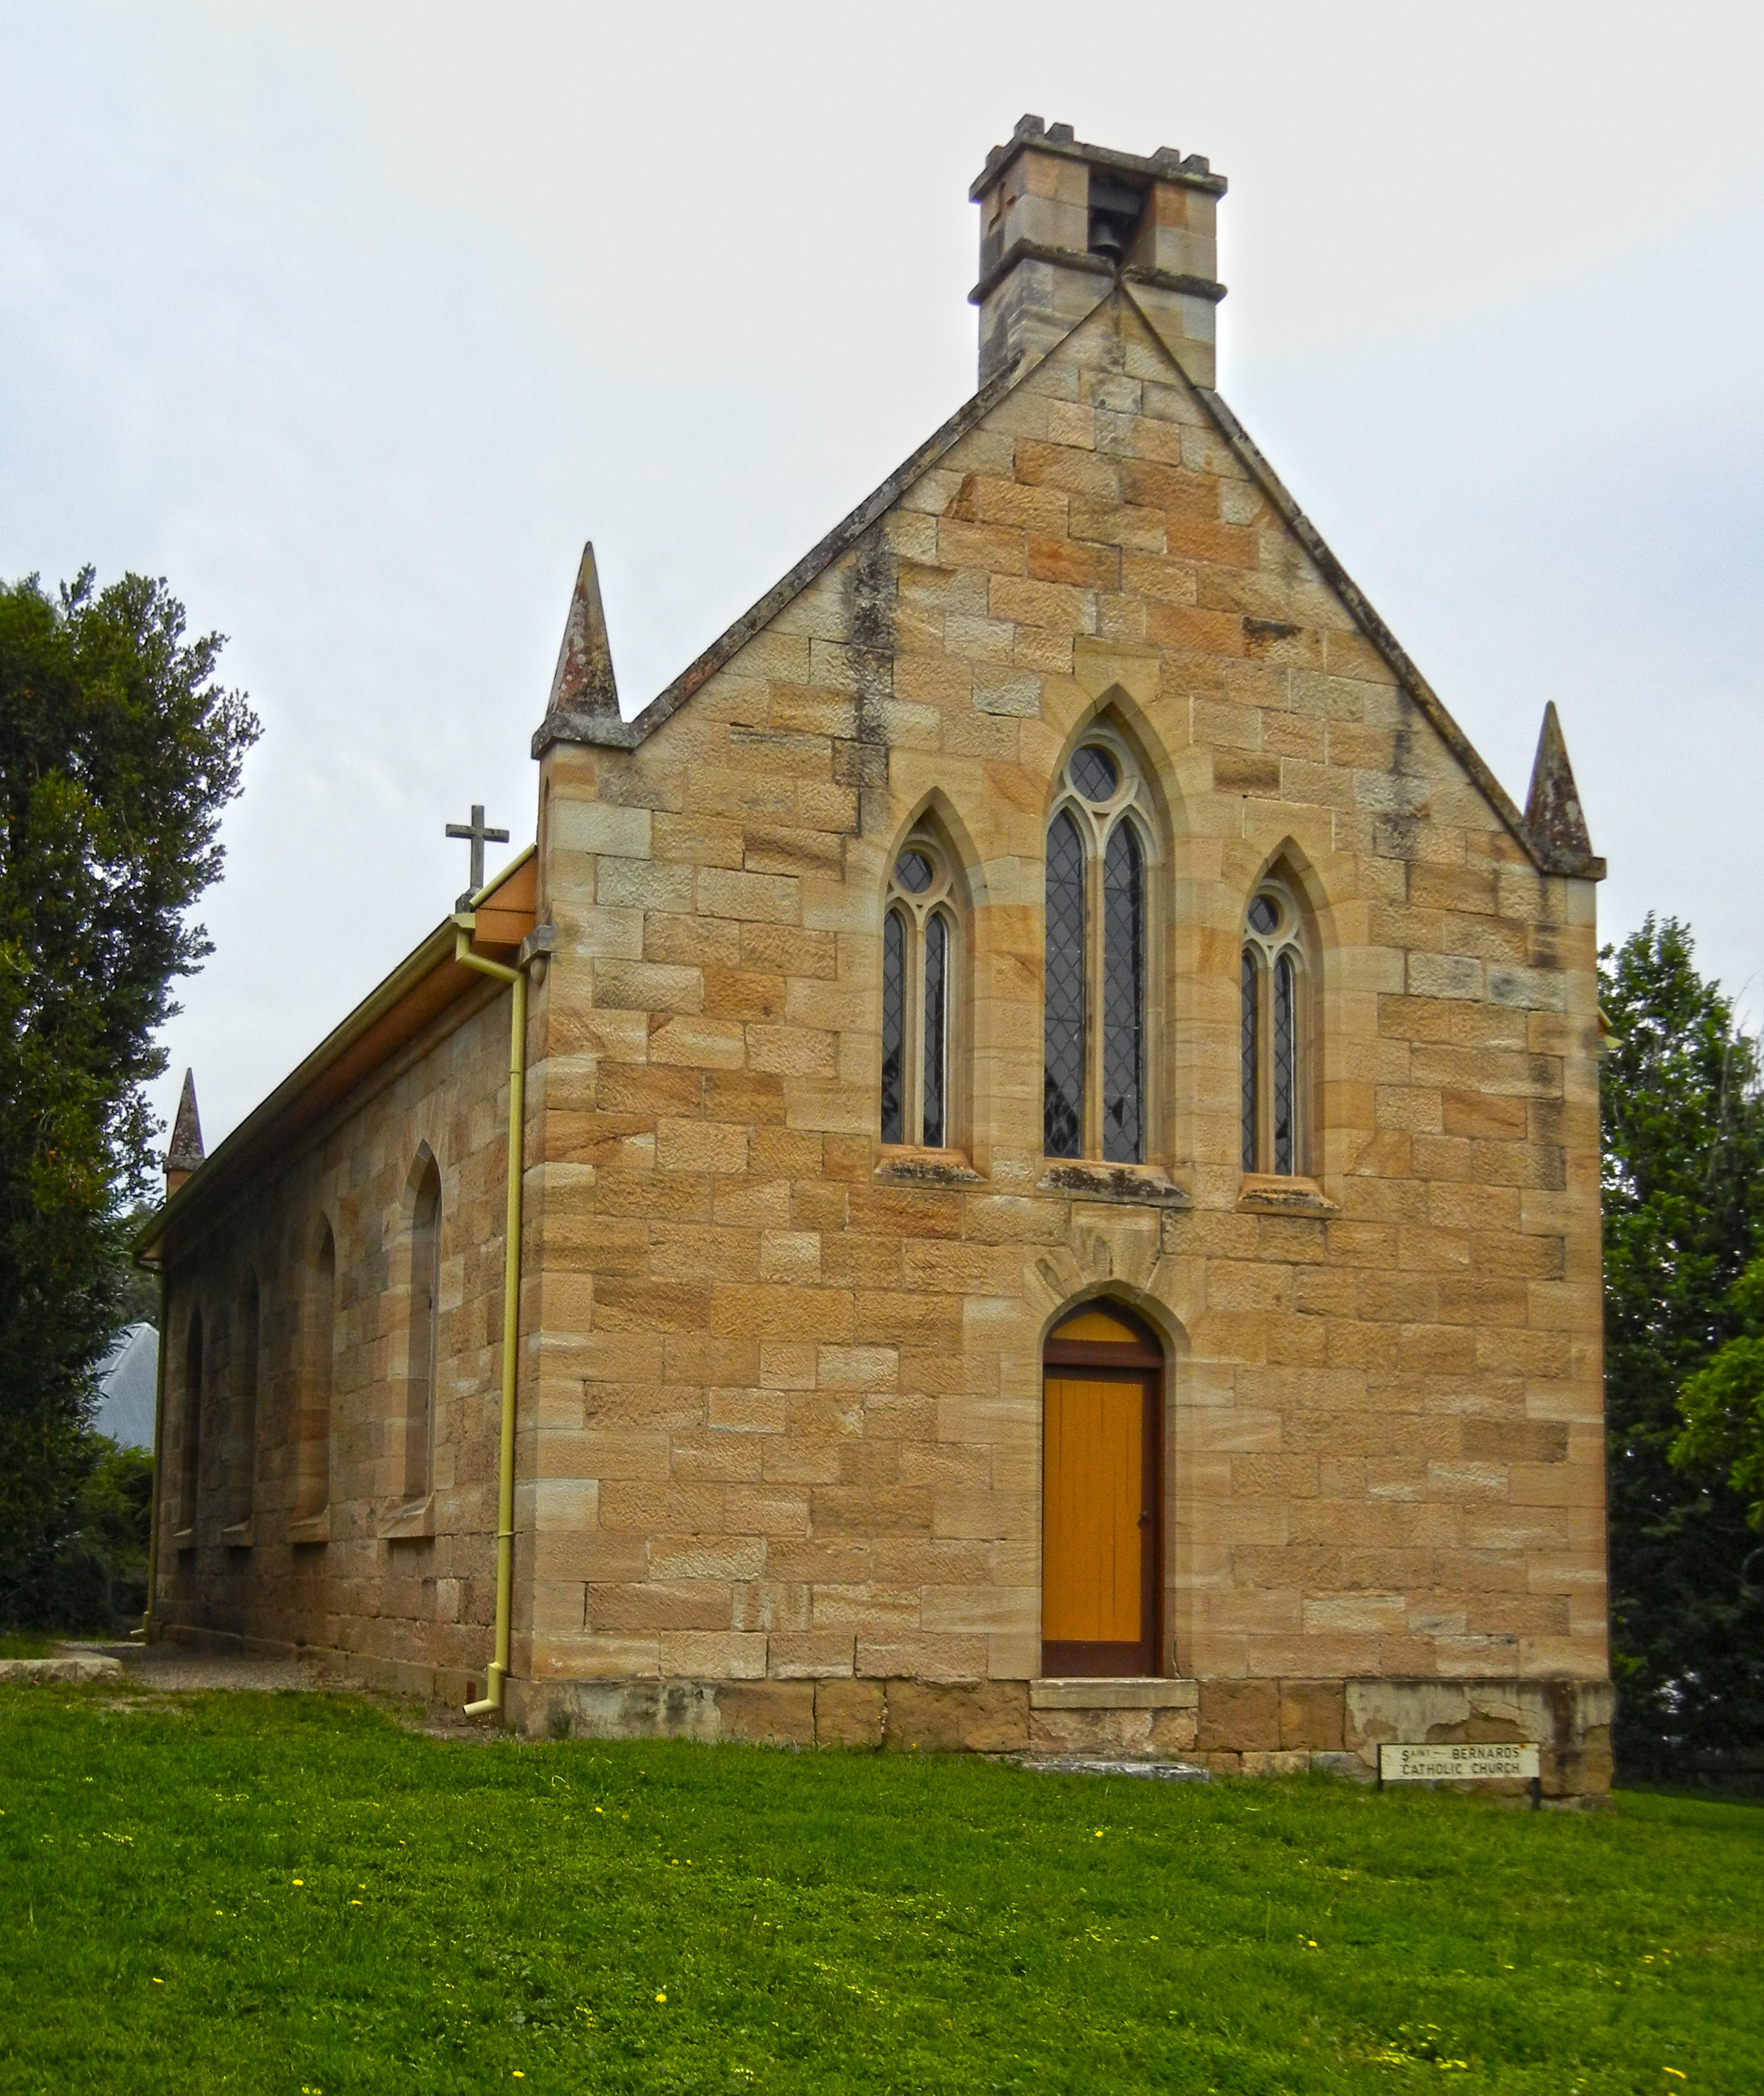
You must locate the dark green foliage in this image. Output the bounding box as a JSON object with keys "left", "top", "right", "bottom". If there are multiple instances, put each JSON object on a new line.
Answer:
{"left": 1601, "top": 917, "right": 1764, "bottom": 1774}
{"left": 3, "top": 1693, "right": 1761, "bottom": 2092}
{"left": 47, "top": 1436, "right": 154, "bottom": 1632}
{"left": 113, "top": 1205, "right": 164, "bottom": 1328}
{"left": 0, "top": 568, "right": 257, "bottom": 1626}
{"left": 1675, "top": 1258, "right": 1764, "bottom": 1532}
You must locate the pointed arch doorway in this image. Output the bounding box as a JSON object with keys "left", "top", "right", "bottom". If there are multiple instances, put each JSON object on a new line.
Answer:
{"left": 1042, "top": 1303, "right": 1163, "bottom": 1677}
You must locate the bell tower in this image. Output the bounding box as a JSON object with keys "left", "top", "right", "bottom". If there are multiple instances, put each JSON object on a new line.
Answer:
{"left": 969, "top": 116, "right": 1227, "bottom": 390}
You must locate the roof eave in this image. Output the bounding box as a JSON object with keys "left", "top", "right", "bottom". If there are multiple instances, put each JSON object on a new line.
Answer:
{"left": 135, "top": 843, "right": 537, "bottom": 1266}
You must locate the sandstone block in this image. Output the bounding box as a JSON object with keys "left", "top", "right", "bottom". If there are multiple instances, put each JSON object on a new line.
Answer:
{"left": 816, "top": 1677, "right": 886, "bottom": 1748}
{"left": 716, "top": 1681, "right": 816, "bottom": 1747}
{"left": 1278, "top": 1679, "right": 1345, "bottom": 1752}
{"left": 1198, "top": 1679, "right": 1280, "bottom": 1754}
{"left": 885, "top": 1679, "right": 1029, "bottom": 1754}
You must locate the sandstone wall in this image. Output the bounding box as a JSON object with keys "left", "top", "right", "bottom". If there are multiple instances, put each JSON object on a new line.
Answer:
{"left": 521, "top": 289, "right": 1608, "bottom": 1722}
{"left": 153, "top": 983, "right": 516, "bottom": 1696}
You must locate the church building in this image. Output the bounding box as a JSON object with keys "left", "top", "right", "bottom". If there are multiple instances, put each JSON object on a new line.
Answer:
{"left": 139, "top": 119, "right": 1613, "bottom": 1792}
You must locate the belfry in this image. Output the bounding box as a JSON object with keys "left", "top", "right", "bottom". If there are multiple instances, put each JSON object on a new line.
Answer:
{"left": 139, "top": 119, "right": 1614, "bottom": 1792}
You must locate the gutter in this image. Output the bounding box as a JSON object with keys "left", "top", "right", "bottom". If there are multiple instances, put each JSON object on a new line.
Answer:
{"left": 135, "top": 846, "right": 537, "bottom": 1268}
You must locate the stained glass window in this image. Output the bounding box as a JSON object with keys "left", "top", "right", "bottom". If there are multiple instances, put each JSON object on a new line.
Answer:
{"left": 923, "top": 913, "right": 947, "bottom": 1149}
{"left": 1102, "top": 821, "right": 1144, "bottom": 1163}
{"left": 1070, "top": 745, "right": 1119, "bottom": 803}
{"left": 1248, "top": 893, "right": 1278, "bottom": 936}
{"left": 880, "top": 908, "right": 905, "bottom": 1145}
{"left": 1273, "top": 953, "right": 1296, "bottom": 1176}
{"left": 1043, "top": 809, "right": 1086, "bottom": 1157}
{"left": 1240, "top": 948, "right": 1259, "bottom": 1173}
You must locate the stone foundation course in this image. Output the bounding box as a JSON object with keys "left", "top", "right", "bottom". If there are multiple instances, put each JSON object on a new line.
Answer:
{"left": 506, "top": 1671, "right": 1614, "bottom": 1796}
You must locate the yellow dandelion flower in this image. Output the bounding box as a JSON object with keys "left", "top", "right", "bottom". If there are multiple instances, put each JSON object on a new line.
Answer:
{"left": 655, "top": 1991, "right": 667, "bottom": 2004}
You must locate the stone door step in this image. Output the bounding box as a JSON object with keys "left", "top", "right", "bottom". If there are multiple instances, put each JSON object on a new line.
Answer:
{"left": 1019, "top": 1755, "right": 1209, "bottom": 1781}
{"left": 1029, "top": 1677, "right": 1199, "bottom": 1711}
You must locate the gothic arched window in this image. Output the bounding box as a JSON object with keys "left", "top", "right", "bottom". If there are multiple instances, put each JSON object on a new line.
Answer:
{"left": 405, "top": 1156, "right": 441, "bottom": 1501}
{"left": 880, "top": 838, "right": 959, "bottom": 1149}
{"left": 1043, "top": 735, "right": 1153, "bottom": 1162}
{"left": 1241, "top": 882, "right": 1308, "bottom": 1176}
{"left": 230, "top": 1270, "right": 260, "bottom": 1531}
{"left": 178, "top": 1309, "right": 204, "bottom": 1535}
{"left": 296, "top": 1222, "right": 335, "bottom": 1523}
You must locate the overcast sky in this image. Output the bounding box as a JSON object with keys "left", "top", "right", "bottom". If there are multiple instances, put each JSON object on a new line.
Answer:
{"left": 4, "top": 1, "right": 1762, "bottom": 1156}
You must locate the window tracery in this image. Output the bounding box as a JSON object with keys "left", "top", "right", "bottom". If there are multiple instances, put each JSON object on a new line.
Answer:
{"left": 1043, "top": 731, "right": 1154, "bottom": 1162}
{"left": 880, "top": 836, "right": 960, "bottom": 1149}
{"left": 1241, "top": 878, "right": 1309, "bottom": 1177}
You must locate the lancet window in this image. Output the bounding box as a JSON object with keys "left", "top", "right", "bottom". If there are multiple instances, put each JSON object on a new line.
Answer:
{"left": 296, "top": 1223, "right": 336, "bottom": 1521}
{"left": 178, "top": 1309, "right": 203, "bottom": 1533}
{"left": 880, "top": 837, "right": 959, "bottom": 1149}
{"left": 1240, "top": 880, "right": 1308, "bottom": 1177}
{"left": 405, "top": 1157, "right": 441, "bottom": 1500}
{"left": 231, "top": 1272, "right": 260, "bottom": 1529}
{"left": 1043, "top": 735, "right": 1153, "bottom": 1163}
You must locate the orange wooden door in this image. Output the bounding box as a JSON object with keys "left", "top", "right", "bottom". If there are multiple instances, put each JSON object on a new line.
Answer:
{"left": 1042, "top": 1369, "right": 1156, "bottom": 1676}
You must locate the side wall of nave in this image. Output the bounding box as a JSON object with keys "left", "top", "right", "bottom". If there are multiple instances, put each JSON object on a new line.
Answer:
{"left": 153, "top": 985, "right": 516, "bottom": 1698}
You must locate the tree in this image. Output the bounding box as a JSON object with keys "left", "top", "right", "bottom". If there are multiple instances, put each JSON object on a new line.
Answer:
{"left": 1601, "top": 916, "right": 1764, "bottom": 1773}
{"left": 1675, "top": 1263, "right": 1764, "bottom": 1533}
{"left": 0, "top": 568, "right": 258, "bottom": 1626}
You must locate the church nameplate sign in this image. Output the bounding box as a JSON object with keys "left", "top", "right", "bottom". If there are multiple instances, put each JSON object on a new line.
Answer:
{"left": 1379, "top": 1742, "right": 1539, "bottom": 1783}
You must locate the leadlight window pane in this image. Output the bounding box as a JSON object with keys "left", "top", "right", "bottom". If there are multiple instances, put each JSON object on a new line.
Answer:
{"left": 1043, "top": 810, "right": 1085, "bottom": 1158}
{"left": 1069, "top": 745, "right": 1119, "bottom": 803}
{"left": 1240, "top": 948, "right": 1259, "bottom": 1173}
{"left": 923, "top": 913, "right": 947, "bottom": 1149}
{"left": 881, "top": 908, "right": 905, "bottom": 1145}
{"left": 1248, "top": 893, "right": 1278, "bottom": 936}
{"left": 1273, "top": 952, "right": 1296, "bottom": 1176}
{"left": 1101, "top": 822, "right": 1145, "bottom": 1164}
{"left": 895, "top": 850, "right": 933, "bottom": 895}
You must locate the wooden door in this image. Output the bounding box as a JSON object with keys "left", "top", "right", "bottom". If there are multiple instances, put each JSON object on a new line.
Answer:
{"left": 1041, "top": 1354, "right": 1160, "bottom": 1677}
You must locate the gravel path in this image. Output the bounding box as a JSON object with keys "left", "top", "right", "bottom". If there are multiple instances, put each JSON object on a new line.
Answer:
{"left": 60, "top": 1641, "right": 358, "bottom": 1695}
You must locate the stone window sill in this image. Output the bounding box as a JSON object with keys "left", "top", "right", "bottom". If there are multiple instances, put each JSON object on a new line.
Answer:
{"left": 379, "top": 1494, "right": 436, "bottom": 1541}
{"left": 1039, "top": 1160, "right": 1191, "bottom": 1209}
{"left": 221, "top": 1518, "right": 254, "bottom": 1550}
{"left": 288, "top": 1506, "right": 331, "bottom": 1546}
{"left": 873, "top": 1148, "right": 985, "bottom": 1188}
{"left": 1237, "top": 1173, "right": 1337, "bottom": 1216}
{"left": 173, "top": 1526, "right": 195, "bottom": 1553}
{"left": 1030, "top": 1678, "right": 1199, "bottom": 1711}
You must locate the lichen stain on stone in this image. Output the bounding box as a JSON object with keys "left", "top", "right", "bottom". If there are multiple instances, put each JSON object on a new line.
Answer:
{"left": 842, "top": 526, "right": 895, "bottom": 834}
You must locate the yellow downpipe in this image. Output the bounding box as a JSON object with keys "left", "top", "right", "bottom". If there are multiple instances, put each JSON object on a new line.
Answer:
{"left": 453, "top": 917, "right": 528, "bottom": 1719}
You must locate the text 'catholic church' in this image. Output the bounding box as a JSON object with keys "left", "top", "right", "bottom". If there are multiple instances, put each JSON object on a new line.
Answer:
{"left": 139, "top": 120, "right": 1614, "bottom": 1792}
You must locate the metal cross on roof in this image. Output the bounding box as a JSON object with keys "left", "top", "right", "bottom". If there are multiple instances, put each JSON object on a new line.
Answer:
{"left": 446, "top": 803, "right": 511, "bottom": 907}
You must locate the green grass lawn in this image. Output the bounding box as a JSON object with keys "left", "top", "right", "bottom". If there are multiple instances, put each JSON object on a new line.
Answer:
{"left": 2, "top": 1689, "right": 1759, "bottom": 2093}
{"left": 0, "top": 1632, "right": 57, "bottom": 1658}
